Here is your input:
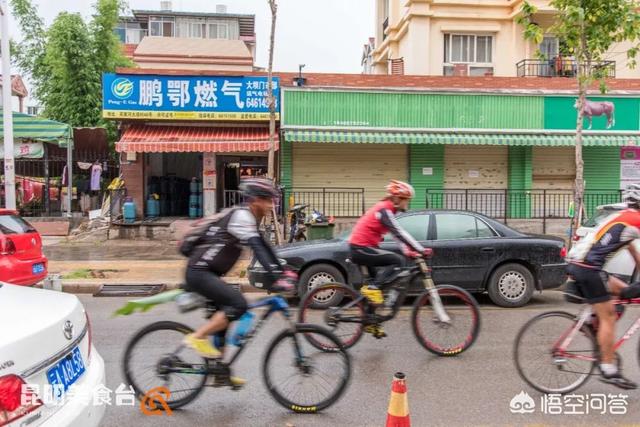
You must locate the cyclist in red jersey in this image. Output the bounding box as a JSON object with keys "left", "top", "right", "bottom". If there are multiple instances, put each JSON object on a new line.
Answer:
{"left": 349, "top": 180, "right": 431, "bottom": 311}
{"left": 567, "top": 184, "right": 640, "bottom": 389}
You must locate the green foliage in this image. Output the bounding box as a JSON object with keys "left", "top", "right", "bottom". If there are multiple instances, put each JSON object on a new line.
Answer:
{"left": 518, "top": 0, "right": 640, "bottom": 92}
{"left": 11, "top": 0, "right": 132, "bottom": 140}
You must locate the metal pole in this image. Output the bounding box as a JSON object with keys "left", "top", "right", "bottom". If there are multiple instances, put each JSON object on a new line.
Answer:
{"left": 1, "top": 1, "right": 15, "bottom": 210}
{"left": 44, "top": 144, "right": 50, "bottom": 215}
{"left": 66, "top": 136, "right": 72, "bottom": 217}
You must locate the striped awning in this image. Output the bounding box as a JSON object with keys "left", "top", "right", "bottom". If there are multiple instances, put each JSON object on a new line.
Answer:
{"left": 0, "top": 110, "right": 72, "bottom": 147}
{"left": 284, "top": 130, "right": 640, "bottom": 147}
{"left": 116, "top": 125, "right": 276, "bottom": 153}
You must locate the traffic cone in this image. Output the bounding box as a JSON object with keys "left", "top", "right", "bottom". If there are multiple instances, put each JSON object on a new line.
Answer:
{"left": 386, "top": 372, "right": 410, "bottom": 427}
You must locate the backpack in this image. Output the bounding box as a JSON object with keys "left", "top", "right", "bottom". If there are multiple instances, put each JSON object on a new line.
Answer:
{"left": 178, "top": 208, "right": 236, "bottom": 257}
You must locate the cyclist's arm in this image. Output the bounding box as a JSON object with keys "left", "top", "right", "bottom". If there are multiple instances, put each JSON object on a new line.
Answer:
{"left": 228, "top": 210, "right": 281, "bottom": 280}
{"left": 378, "top": 208, "right": 425, "bottom": 253}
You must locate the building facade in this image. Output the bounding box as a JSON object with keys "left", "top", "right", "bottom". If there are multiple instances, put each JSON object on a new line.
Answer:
{"left": 370, "top": 0, "right": 637, "bottom": 78}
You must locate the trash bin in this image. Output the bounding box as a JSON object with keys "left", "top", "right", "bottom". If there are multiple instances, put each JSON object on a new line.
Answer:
{"left": 305, "top": 223, "right": 335, "bottom": 240}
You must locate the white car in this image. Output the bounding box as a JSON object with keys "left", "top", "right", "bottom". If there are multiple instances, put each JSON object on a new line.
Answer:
{"left": 0, "top": 283, "right": 106, "bottom": 427}
{"left": 572, "top": 202, "right": 638, "bottom": 280}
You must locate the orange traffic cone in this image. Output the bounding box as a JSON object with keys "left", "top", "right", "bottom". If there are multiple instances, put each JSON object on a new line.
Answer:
{"left": 386, "top": 372, "right": 410, "bottom": 427}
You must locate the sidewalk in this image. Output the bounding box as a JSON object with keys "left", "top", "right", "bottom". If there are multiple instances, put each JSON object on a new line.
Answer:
{"left": 48, "top": 253, "right": 252, "bottom": 294}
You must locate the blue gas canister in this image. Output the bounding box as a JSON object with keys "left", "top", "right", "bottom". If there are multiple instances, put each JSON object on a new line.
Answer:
{"left": 228, "top": 312, "right": 256, "bottom": 346}
{"left": 123, "top": 197, "right": 136, "bottom": 223}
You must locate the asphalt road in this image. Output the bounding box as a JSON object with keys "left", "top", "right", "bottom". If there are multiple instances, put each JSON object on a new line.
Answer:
{"left": 82, "top": 292, "right": 640, "bottom": 427}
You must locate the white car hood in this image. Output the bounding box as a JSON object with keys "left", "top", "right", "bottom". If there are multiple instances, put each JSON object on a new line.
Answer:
{"left": 0, "top": 283, "right": 86, "bottom": 374}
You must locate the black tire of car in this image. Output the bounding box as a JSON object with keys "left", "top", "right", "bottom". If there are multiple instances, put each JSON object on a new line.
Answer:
{"left": 487, "top": 263, "right": 535, "bottom": 308}
{"left": 298, "top": 263, "right": 346, "bottom": 309}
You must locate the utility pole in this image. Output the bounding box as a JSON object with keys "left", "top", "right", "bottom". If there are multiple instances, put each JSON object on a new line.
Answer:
{"left": 0, "top": 0, "right": 15, "bottom": 210}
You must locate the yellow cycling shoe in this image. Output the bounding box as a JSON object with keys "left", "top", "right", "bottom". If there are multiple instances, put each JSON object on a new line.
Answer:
{"left": 361, "top": 285, "right": 384, "bottom": 305}
{"left": 183, "top": 334, "right": 222, "bottom": 359}
{"left": 213, "top": 375, "right": 246, "bottom": 390}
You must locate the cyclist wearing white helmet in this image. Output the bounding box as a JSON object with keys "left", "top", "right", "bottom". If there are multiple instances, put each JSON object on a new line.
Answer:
{"left": 349, "top": 180, "right": 432, "bottom": 325}
{"left": 567, "top": 183, "right": 640, "bottom": 389}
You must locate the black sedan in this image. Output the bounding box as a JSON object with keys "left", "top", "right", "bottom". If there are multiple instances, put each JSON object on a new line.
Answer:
{"left": 249, "top": 209, "right": 568, "bottom": 308}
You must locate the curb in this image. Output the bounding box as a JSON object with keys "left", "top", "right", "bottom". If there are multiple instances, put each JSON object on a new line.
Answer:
{"left": 59, "top": 278, "right": 259, "bottom": 294}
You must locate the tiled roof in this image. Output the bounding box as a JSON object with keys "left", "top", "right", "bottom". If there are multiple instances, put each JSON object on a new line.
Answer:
{"left": 114, "top": 67, "right": 640, "bottom": 94}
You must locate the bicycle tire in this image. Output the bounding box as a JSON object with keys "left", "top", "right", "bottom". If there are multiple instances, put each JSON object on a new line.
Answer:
{"left": 298, "top": 282, "right": 366, "bottom": 350}
{"left": 122, "top": 321, "right": 209, "bottom": 410}
{"left": 263, "top": 324, "right": 351, "bottom": 412}
{"left": 514, "top": 311, "right": 597, "bottom": 394}
{"left": 411, "top": 285, "right": 481, "bottom": 356}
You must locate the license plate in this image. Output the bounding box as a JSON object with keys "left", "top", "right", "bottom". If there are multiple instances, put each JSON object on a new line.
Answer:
{"left": 47, "top": 347, "right": 85, "bottom": 399}
{"left": 32, "top": 263, "right": 45, "bottom": 274}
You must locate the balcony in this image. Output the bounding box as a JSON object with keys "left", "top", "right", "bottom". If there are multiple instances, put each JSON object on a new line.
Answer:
{"left": 516, "top": 59, "right": 616, "bottom": 78}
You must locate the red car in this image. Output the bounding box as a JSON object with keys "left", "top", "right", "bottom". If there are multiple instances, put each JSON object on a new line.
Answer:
{"left": 0, "top": 209, "right": 48, "bottom": 285}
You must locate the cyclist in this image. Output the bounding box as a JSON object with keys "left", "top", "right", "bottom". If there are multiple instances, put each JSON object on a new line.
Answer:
{"left": 567, "top": 183, "right": 640, "bottom": 389}
{"left": 349, "top": 180, "right": 431, "bottom": 330}
{"left": 182, "top": 178, "right": 294, "bottom": 384}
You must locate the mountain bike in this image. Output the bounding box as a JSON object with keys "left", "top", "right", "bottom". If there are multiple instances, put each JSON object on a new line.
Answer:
{"left": 514, "top": 280, "right": 640, "bottom": 394}
{"left": 121, "top": 291, "right": 351, "bottom": 413}
{"left": 298, "top": 256, "right": 481, "bottom": 356}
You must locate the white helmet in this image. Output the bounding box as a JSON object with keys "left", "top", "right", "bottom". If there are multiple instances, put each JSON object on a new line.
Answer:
{"left": 623, "top": 183, "right": 640, "bottom": 204}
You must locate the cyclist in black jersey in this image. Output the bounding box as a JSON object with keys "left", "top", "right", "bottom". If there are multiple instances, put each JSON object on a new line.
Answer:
{"left": 182, "top": 178, "right": 295, "bottom": 373}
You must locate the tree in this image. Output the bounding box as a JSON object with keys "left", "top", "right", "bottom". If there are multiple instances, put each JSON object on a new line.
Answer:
{"left": 11, "top": 0, "right": 131, "bottom": 141}
{"left": 518, "top": 0, "right": 640, "bottom": 231}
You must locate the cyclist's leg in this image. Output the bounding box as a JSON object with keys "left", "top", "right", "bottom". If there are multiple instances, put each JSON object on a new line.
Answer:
{"left": 607, "top": 274, "right": 628, "bottom": 296}
{"left": 350, "top": 245, "right": 404, "bottom": 288}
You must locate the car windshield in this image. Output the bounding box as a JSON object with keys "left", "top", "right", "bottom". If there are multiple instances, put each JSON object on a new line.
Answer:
{"left": 0, "top": 215, "right": 37, "bottom": 235}
{"left": 583, "top": 208, "right": 619, "bottom": 228}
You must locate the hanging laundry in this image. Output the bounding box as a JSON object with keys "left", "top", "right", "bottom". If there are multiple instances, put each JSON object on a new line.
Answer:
{"left": 90, "top": 163, "right": 103, "bottom": 191}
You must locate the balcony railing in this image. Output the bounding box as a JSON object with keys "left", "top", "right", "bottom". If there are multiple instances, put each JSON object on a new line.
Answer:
{"left": 382, "top": 17, "right": 389, "bottom": 41}
{"left": 516, "top": 59, "right": 616, "bottom": 78}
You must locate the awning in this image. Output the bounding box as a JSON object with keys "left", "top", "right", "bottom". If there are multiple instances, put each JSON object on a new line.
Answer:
{"left": 116, "top": 125, "right": 276, "bottom": 153}
{"left": 284, "top": 130, "right": 640, "bottom": 147}
{"left": 0, "top": 110, "right": 73, "bottom": 147}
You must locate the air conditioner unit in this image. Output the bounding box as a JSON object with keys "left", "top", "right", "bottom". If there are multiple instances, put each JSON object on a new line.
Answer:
{"left": 160, "top": 1, "right": 172, "bottom": 11}
{"left": 216, "top": 4, "right": 228, "bottom": 13}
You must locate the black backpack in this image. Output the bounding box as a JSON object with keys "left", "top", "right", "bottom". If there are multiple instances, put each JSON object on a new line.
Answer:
{"left": 178, "top": 207, "right": 237, "bottom": 257}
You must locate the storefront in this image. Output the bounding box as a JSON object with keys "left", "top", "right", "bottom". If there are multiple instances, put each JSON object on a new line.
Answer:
{"left": 103, "top": 71, "right": 279, "bottom": 218}
{"left": 281, "top": 87, "right": 640, "bottom": 221}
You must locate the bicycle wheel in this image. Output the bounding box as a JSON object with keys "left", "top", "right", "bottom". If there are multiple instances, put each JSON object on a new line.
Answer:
{"left": 514, "top": 311, "right": 597, "bottom": 394}
{"left": 123, "top": 321, "right": 209, "bottom": 410}
{"left": 263, "top": 324, "right": 351, "bottom": 413}
{"left": 411, "top": 285, "right": 481, "bottom": 356}
{"left": 298, "top": 283, "right": 366, "bottom": 350}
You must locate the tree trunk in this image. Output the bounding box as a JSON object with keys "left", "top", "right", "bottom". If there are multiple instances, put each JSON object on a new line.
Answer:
{"left": 267, "top": 0, "right": 277, "bottom": 181}
{"left": 574, "top": 85, "right": 586, "bottom": 233}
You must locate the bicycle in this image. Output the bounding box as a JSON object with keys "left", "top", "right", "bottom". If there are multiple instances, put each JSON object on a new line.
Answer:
{"left": 298, "top": 255, "right": 481, "bottom": 356}
{"left": 288, "top": 203, "right": 308, "bottom": 243}
{"left": 514, "top": 279, "right": 640, "bottom": 394}
{"left": 121, "top": 290, "right": 351, "bottom": 413}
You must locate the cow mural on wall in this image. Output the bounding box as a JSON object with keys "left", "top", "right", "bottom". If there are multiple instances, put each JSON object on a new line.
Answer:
{"left": 574, "top": 99, "right": 616, "bottom": 129}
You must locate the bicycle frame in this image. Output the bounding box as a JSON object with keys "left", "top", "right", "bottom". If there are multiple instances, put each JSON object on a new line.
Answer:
{"left": 554, "top": 298, "right": 640, "bottom": 363}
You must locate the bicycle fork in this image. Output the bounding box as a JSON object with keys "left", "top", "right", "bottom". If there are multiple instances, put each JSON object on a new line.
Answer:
{"left": 418, "top": 259, "right": 451, "bottom": 324}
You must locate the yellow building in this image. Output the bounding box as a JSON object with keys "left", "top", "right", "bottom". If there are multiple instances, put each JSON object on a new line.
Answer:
{"left": 371, "top": 0, "right": 637, "bottom": 78}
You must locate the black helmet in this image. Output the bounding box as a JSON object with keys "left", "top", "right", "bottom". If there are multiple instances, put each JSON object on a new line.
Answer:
{"left": 623, "top": 183, "right": 640, "bottom": 205}
{"left": 239, "top": 177, "right": 279, "bottom": 200}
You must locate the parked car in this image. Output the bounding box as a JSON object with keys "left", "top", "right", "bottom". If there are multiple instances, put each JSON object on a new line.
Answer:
{"left": 571, "top": 202, "right": 638, "bottom": 280}
{"left": 0, "top": 209, "right": 48, "bottom": 286}
{"left": 249, "top": 209, "right": 567, "bottom": 307}
{"left": 0, "top": 282, "right": 106, "bottom": 426}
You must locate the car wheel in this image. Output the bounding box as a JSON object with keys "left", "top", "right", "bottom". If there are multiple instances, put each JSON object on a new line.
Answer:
{"left": 487, "top": 263, "right": 535, "bottom": 308}
{"left": 298, "top": 263, "right": 346, "bottom": 309}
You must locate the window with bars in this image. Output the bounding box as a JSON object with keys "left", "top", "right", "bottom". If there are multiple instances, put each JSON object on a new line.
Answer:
{"left": 443, "top": 33, "right": 494, "bottom": 76}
